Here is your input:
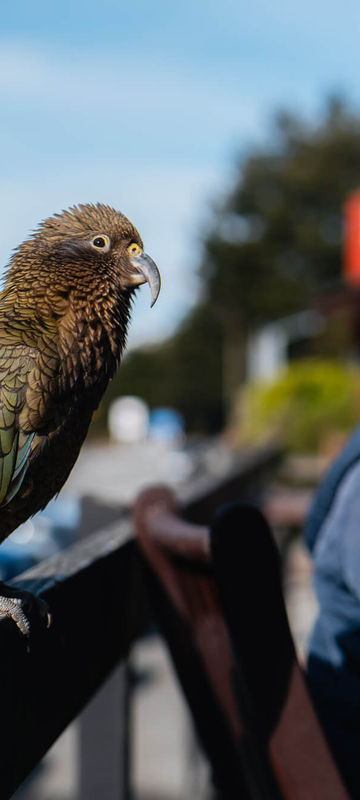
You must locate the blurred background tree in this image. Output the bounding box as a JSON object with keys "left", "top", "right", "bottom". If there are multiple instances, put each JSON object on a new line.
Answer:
{"left": 202, "top": 96, "right": 360, "bottom": 410}
{"left": 239, "top": 359, "right": 360, "bottom": 453}
{"left": 91, "top": 304, "right": 224, "bottom": 435}
{"left": 94, "top": 96, "right": 360, "bottom": 437}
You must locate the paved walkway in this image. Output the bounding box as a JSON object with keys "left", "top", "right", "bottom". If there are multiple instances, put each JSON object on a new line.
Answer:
{"left": 62, "top": 440, "right": 195, "bottom": 506}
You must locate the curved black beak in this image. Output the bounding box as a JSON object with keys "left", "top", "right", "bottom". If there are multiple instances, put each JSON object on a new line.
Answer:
{"left": 128, "top": 251, "right": 161, "bottom": 307}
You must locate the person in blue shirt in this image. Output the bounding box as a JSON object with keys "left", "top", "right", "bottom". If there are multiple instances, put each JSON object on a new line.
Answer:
{"left": 305, "top": 423, "right": 360, "bottom": 798}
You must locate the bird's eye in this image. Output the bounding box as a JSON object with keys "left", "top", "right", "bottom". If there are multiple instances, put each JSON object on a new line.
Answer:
{"left": 127, "top": 243, "right": 142, "bottom": 257}
{"left": 90, "top": 234, "right": 111, "bottom": 252}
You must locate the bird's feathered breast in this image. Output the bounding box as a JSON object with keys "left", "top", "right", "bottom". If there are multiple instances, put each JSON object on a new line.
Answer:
{"left": 0, "top": 273, "right": 129, "bottom": 517}
{"left": 0, "top": 202, "right": 160, "bottom": 538}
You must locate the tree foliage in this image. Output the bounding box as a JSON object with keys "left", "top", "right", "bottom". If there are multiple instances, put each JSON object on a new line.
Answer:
{"left": 202, "top": 97, "right": 360, "bottom": 329}
{"left": 93, "top": 97, "right": 360, "bottom": 435}
{"left": 91, "top": 303, "right": 224, "bottom": 435}
{"left": 239, "top": 359, "right": 360, "bottom": 452}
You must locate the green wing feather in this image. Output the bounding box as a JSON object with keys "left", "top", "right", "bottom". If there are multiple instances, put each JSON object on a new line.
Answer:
{"left": 0, "top": 347, "right": 36, "bottom": 505}
{"left": 0, "top": 287, "right": 59, "bottom": 509}
{"left": 4, "top": 432, "right": 35, "bottom": 504}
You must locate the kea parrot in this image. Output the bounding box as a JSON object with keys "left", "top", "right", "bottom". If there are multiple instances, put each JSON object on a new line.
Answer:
{"left": 0, "top": 202, "right": 160, "bottom": 634}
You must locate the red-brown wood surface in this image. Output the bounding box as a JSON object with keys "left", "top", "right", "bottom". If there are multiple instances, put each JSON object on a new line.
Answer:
{"left": 133, "top": 487, "right": 350, "bottom": 800}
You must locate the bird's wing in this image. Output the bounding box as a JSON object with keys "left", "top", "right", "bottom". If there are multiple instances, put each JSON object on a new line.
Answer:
{"left": 0, "top": 343, "right": 38, "bottom": 506}
{"left": 0, "top": 290, "right": 60, "bottom": 508}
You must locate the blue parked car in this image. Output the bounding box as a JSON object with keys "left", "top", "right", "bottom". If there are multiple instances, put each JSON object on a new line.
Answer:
{"left": 148, "top": 407, "right": 184, "bottom": 444}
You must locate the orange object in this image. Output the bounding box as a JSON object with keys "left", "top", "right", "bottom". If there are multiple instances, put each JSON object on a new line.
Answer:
{"left": 343, "top": 191, "right": 360, "bottom": 286}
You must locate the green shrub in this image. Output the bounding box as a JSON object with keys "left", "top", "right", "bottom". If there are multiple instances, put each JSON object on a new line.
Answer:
{"left": 238, "top": 359, "right": 360, "bottom": 452}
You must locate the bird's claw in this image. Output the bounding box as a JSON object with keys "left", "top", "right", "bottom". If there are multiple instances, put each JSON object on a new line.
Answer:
{"left": 0, "top": 584, "right": 51, "bottom": 637}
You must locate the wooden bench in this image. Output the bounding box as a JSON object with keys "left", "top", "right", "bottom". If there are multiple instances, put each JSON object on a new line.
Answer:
{"left": 133, "top": 486, "right": 350, "bottom": 800}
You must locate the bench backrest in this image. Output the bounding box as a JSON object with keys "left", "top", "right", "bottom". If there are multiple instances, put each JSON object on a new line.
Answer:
{"left": 133, "top": 487, "right": 350, "bottom": 800}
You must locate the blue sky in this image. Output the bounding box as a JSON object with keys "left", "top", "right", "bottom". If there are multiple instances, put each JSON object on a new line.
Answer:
{"left": 1, "top": 0, "right": 360, "bottom": 347}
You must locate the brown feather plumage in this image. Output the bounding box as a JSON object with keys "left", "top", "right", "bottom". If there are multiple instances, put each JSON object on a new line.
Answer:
{"left": 0, "top": 202, "right": 160, "bottom": 539}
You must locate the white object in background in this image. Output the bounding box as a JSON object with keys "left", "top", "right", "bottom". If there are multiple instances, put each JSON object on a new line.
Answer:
{"left": 247, "top": 310, "right": 325, "bottom": 381}
{"left": 108, "top": 396, "right": 149, "bottom": 443}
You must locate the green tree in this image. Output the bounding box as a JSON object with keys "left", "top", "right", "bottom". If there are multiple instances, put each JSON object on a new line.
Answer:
{"left": 93, "top": 97, "right": 360, "bottom": 436}
{"left": 91, "top": 303, "right": 224, "bottom": 436}
{"left": 201, "top": 97, "right": 360, "bottom": 405}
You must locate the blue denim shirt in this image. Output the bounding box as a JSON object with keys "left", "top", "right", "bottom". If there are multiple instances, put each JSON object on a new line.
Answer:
{"left": 305, "top": 426, "right": 360, "bottom": 796}
{"left": 308, "top": 459, "right": 360, "bottom": 669}
{"left": 305, "top": 422, "right": 360, "bottom": 554}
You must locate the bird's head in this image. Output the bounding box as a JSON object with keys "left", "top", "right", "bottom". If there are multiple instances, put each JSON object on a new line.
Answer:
{"left": 8, "top": 203, "right": 161, "bottom": 308}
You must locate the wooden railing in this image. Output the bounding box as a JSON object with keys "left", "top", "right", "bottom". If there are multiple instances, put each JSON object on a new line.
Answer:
{"left": 3, "top": 445, "right": 279, "bottom": 799}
